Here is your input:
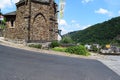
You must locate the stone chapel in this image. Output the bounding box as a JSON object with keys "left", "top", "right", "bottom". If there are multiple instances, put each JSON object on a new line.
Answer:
{"left": 4, "top": 0, "right": 58, "bottom": 43}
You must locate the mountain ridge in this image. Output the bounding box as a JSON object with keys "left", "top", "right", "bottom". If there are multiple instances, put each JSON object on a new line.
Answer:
{"left": 64, "top": 16, "right": 120, "bottom": 45}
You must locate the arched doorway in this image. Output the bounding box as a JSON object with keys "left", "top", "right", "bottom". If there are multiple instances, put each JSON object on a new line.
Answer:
{"left": 31, "top": 13, "right": 48, "bottom": 42}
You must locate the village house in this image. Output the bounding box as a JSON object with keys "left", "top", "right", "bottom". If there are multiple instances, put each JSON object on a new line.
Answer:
{"left": 0, "top": 9, "right": 4, "bottom": 37}
{"left": 4, "top": 0, "right": 58, "bottom": 44}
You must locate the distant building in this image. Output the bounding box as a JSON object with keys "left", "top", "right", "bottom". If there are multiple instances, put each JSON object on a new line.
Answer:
{"left": 100, "top": 45, "right": 120, "bottom": 54}
{"left": 85, "top": 44, "right": 91, "bottom": 50}
{"left": 0, "top": 9, "right": 4, "bottom": 24}
{"left": 4, "top": 0, "right": 58, "bottom": 43}
{"left": 0, "top": 9, "right": 4, "bottom": 37}
{"left": 85, "top": 44, "right": 100, "bottom": 51}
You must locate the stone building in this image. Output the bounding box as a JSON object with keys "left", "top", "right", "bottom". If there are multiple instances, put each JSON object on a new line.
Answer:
{"left": 4, "top": 0, "right": 58, "bottom": 43}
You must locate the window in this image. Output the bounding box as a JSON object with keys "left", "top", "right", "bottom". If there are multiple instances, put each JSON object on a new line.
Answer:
{"left": 11, "top": 20, "right": 14, "bottom": 27}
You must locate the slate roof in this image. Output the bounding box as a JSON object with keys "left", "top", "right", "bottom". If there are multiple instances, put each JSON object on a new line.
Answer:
{"left": 16, "top": 0, "right": 50, "bottom": 6}
{"left": 20, "top": 0, "right": 49, "bottom": 2}
{"left": 4, "top": 11, "right": 16, "bottom": 16}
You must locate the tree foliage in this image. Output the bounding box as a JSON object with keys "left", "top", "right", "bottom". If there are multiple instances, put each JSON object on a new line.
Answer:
{"left": 60, "top": 36, "right": 74, "bottom": 44}
{"left": 64, "top": 16, "right": 120, "bottom": 45}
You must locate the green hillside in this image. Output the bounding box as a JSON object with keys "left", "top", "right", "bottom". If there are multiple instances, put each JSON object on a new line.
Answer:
{"left": 65, "top": 16, "right": 120, "bottom": 45}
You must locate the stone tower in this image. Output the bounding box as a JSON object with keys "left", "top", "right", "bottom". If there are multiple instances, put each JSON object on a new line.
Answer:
{"left": 4, "top": 0, "right": 58, "bottom": 43}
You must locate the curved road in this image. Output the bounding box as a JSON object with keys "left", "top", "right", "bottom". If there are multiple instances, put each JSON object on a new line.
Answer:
{"left": 0, "top": 45, "right": 120, "bottom": 80}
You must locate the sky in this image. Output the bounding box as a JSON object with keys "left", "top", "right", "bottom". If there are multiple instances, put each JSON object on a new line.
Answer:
{"left": 0, "top": 0, "right": 120, "bottom": 35}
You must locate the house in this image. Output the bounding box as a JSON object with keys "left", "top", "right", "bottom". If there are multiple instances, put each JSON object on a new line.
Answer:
{"left": 85, "top": 44, "right": 100, "bottom": 51}
{"left": 4, "top": 0, "right": 58, "bottom": 44}
{"left": 0, "top": 9, "right": 4, "bottom": 37}
{"left": 100, "top": 45, "right": 120, "bottom": 54}
{"left": 0, "top": 9, "right": 4, "bottom": 23}
{"left": 85, "top": 44, "right": 91, "bottom": 50}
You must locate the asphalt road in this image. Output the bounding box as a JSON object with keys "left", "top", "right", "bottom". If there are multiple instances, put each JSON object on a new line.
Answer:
{"left": 0, "top": 44, "right": 120, "bottom": 80}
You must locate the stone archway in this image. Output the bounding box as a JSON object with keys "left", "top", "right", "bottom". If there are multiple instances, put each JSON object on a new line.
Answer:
{"left": 31, "top": 13, "right": 48, "bottom": 42}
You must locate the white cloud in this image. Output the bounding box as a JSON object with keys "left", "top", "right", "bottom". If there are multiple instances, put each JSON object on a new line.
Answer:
{"left": 12, "top": 0, "right": 19, "bottom": 3}
{"left": 0, "top": 0, "right": 19, "bottom": 9}
{"left": 58, "top": 19, "right": 91, "bottom": 35}
{"left": 82, "top": 0, "right": 93, "bottom": 3}
{"left": 58, "top": 35, "right": 62, "bottom": 41}
{"left": 95, "top": 8, "right": 109, "bottom": 14}
{"left": 59, "top": 27, "right": 68, "bottom": 35}
{"left": 75, "top": 24, "right": 81, "bottom": 28}
{"left": 71, "top": 20, "right": 81, "bottom": 28}
{"left": 58, "top": 19, "right": 80, "bottom": 34}
{"left": 0, "top": 0, "right": 12, "bottom": 9}
{"left": 118, "top": 11, "right": 120, "bottom": 15}
{"left": 71, "top": 20, "right": 76, "bottom": 23}
{"left": 82, "top": 25, "right": 91, "bottom": 29}
{"left": 58, "top": 19, "right": 69, "bottom": 34}
{"left": 59, "top": 19, "right": 67, "bottom": 26}
{"left": 95, "top": 8, "right": 113, "bottom": 17}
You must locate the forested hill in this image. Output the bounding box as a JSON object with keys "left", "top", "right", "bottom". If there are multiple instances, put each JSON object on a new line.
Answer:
{"left": 65, "top": 16, "right": 120, "bottom": 44}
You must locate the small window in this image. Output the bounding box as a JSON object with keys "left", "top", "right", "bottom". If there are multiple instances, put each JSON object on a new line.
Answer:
{"left": 11, "top": 20, "right": 14, "bottom": 27}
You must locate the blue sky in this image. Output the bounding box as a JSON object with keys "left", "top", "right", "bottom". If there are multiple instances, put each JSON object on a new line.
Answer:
{"left": 0, "top": 0, "right": 120, "bottom": 34}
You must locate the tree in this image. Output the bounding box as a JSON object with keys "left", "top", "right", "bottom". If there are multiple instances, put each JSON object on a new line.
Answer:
{"left": 60, "top": 36, "right": 74, "bottom": 44}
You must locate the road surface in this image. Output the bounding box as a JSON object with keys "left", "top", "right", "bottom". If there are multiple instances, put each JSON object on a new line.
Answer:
{"left": 0, "top": 44, "right": 120, "bottom": 80}
{"left": 98, "top": 55, "right": 120, "bottom": 76}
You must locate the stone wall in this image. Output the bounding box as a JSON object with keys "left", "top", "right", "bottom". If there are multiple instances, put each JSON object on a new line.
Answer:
{"left": 0, "top": 29, "right": 3, "bottom": 37}
{"left": 15, "top": 4, "right": 27, "bottom": 40}
{"left": 5, "top": 0, "right": 58, "bottom": 43}
{"left": 30, "top": 2, "right": 50, "bottom": 41}
{"left": 4, "top": 16, "right": 16, "bottom": 39}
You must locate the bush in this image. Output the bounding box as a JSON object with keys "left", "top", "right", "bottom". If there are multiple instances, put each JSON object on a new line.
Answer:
{"left": 0, "top": 25, "right": 5, "bottom": 29}
{"left": 60, "top": 36, "right": 74, "bottom": 44}
{"left": 65, "top": 45, "right": 90, "bottom": 56}
{"left": 29, "top": 44, "right": 42, "bottom": 49}
{"left": 50, "top": 41, "right": 60, "bottom": 48}
{"left": 52, "top": 47, "right": 67, "bottom": 52}
{"left": 91, "top": 45, "right": 99, "bottom": 52}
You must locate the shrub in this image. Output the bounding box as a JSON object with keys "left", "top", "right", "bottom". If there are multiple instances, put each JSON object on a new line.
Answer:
{"left": 91, "top": 45, "right": 99, "bottom": 52}
{"left": 0, "top": 25, "right": 6, "bottom": 29}
{"left": 29, "top": 44, "right": 42, "bottom": 49}
{"left": 65, "top": 45, "right": 90, "bottom": 56}
{"left": 50, "top": 41, "right": 60, "bottom": 48}
{"left": 52, "top": 47, "right": 67, "bottom": 52}
{"left": 60, "top": 36, "right": 74, "bottom": 44}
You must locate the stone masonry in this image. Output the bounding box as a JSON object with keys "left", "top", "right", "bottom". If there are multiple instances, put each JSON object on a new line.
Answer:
{"left": 4, "top": 0, "right": 58, "bottom": 43}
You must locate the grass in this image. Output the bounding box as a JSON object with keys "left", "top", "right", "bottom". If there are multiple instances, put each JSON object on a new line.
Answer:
{"left": 52, "top": 47, "right": 67, "bottom": 52}
{"left": 28, "top": 44, "right": 42, "bottom": 49}
{"left": 52, "top": 46, "right": 90, "bottom": 56}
